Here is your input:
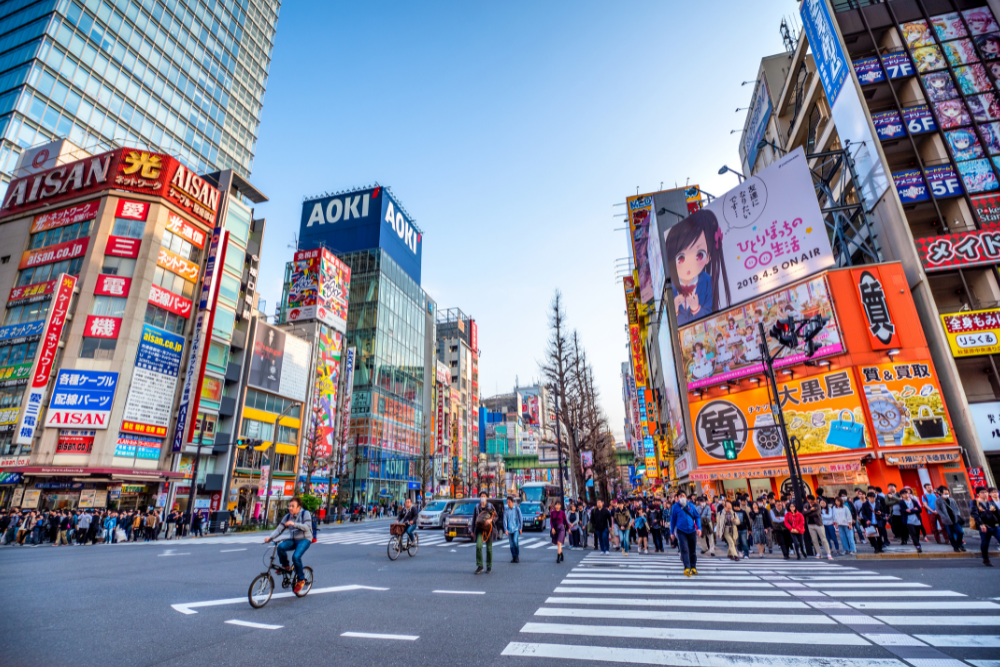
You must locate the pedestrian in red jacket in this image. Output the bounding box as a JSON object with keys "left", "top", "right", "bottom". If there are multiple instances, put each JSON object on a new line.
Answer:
{"left": 784, "top": 504, "right": 807, "bottom": 560}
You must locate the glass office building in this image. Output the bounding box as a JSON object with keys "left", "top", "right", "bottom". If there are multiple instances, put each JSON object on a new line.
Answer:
{"left": 336, "top": 248, "right": 436, "bottom": 504}
{"left": 0, "top": 0, "right": 279, "bottom": 199}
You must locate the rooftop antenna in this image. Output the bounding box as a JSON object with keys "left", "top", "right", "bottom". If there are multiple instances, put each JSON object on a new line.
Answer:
{"left": 780, "top": 17, "right": 798, "bottom": 52}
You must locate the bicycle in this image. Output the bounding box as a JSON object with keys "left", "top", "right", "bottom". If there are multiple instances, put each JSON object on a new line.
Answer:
{"left": 387, "top": 522, "right": 418, "bottom": 560}
{"left": 248, "top": 542, "right": 314, "bottom": 608}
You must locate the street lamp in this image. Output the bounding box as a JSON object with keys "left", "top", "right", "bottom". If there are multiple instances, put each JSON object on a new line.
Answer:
{"left": 757, "top": 139, "right": 787, "bottom": 156}
{"left": 718, "top": 165, "right": 745, "bottom": 183}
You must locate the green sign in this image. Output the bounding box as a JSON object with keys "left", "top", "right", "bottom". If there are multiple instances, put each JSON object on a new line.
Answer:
{"left": 0, "top": 363, "right": 32, "bottom": 385}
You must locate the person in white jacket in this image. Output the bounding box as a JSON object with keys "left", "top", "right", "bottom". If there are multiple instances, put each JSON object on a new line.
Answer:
{"left": 832, "top": 496, "right": 856, "bottom": 555}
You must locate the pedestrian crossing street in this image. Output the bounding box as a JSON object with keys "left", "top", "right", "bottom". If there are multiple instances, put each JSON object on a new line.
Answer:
{"left": 502, "top": 551, "right": 1000, "bottom": 667}
{"left": 155, "top": 528, "right": 563, "bottom": 550}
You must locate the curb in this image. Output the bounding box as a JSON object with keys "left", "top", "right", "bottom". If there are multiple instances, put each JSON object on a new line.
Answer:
{"left": 856, "top": 550, "right": 1000, "bottom": 560}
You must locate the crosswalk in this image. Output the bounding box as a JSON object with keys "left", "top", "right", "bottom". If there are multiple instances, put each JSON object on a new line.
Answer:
{"left": 501, "top": 551, "right": 1000, "bottom": 667}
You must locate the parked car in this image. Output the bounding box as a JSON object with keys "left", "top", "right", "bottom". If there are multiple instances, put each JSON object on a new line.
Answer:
{"left": 417, "top": 499, "right": 458, "bottom": 529}
{"left": 520, "top": 501, "right": 545, "bottom": 531}
{"left": 444, "top": 498, "right": 505, "bottom": 542}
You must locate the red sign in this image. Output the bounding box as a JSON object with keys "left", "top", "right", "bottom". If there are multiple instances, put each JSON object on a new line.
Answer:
{"left": 121, "top": 420, "right": 168, "bottom": 437}
{"left": 105, "top": 235, "right": 141, "bottom": 258}
{"left": 56, "top": 435, "right": 95, "bottom": 454}
{"left": 969, "top": 466, "right": 988, "bottom": 490}
{"left": 916, "top": 229, "right": 1000, "bottom": 271}
{"left": 166, "top": 213, "right": 206, "bottom": 248}
{"left": 30, "top": 201, "right": 101, "bottom": 234}
{"left": 84, "top": 315, "right": 121, "bottom": 339}
{"left": 210, "top": 492, "right": 221, "bottom": 512}
{"left": 470, "top": 319, "right": 478, "bottom": 356}
{"left": 114, "top": 198, "right": 149, "bottom": 221}
{"left": 94, "top": 274, "right": 132, "bottom": 297}
{"left": 158, "top": 247, "right": 199, "bottom": 282}
{"left": 971, "top": 194, "right": 1000, "bottom": 227}
{"left": 8, "top": 280, "right": 55, "bottom": 303}
{"left": 29, "top": 274, "right": 76, "bottom": 393}
{"left": 0, "top": 148, "right": 221, "bottom": 227}
{"left": 148, "top": 283, "right": 192, "bottom": 318}
{"left": 19, "top": 237, "right": 89, "bottom": 269}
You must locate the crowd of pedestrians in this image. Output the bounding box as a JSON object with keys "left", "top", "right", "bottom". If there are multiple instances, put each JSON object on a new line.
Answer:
{"left": 0, "top": 507, "right": 215, "bottom": 545}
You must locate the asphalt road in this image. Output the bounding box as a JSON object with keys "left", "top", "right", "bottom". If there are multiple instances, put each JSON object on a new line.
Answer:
{"left": 1, "top": 522, "right": 999, "bottom": 667}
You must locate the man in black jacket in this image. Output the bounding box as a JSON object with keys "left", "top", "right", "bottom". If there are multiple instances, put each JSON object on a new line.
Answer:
{"left": 590, "top": 499, "right": 612, "bottom": 554}
{"left": 472, "top": 493, "right": 498, "bottom": 574}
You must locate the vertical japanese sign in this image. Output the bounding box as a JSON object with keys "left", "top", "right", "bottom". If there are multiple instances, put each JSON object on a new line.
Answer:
{"left": 852, "top": 266, "right": 900, "bottom": 350}
{"left": 14, "top": 274, "right": 76, "bottom": 445}
{"left": 172, "top": 228, "right": 227, "bottom": 452}
{"left": 339, "top": 347, "right": 356, "bottom": 466}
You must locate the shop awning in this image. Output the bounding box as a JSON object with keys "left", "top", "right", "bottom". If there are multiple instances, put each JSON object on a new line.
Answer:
{"left": 4, "top": 466, "right": 186, "bottom": 479}
{"left": 881, "top": 447, "right": 961, "bottom": 466}
{"left": 690, "top": 451, "right": 867, "bottom": 482}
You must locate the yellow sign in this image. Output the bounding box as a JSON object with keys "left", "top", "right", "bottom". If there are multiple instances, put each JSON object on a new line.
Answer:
{"left": 941, "top": 308, "right": 1000, "bottom": 357}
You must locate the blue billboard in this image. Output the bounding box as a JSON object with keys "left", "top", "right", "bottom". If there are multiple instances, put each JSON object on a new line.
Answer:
{"left": 299, "top": 185, "right": 423, "bottom": 284}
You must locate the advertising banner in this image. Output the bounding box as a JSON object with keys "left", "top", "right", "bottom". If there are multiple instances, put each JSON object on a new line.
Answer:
{"left": 853, "top": 56, "right": 886, "bottom": 85}
{"left": 941, "top": 307, "right": 1000, "bottom": 357}
{"left": 626, "top": 195, "right": 656, "bottom": 304}
{"left": 19, "top": 237, "right": 89, "bottom": 270}
{"left": 31, "top": 201, "right": 101, "bottom": 234}
{"left": 872, "top": 110, "right": 905, "bottom": 140}
{"left": 857, "top": 360, "right": 954, "bottom": 447}
{"left": 165, "top": 213, "right": 206, "bottom": 248}
{"left": 678, "top": 274, "right": 843, "bottom": 389}
{"left": 56, "top": 431, "right": 95, "bottom": 454}
{"left": 148, "top": 283, "right": 192, "bottom": 318}
{"left": 0, "top": 363, "right": 32, "bottom": 387}
{"left": 741, "top": 76, "right": 773, "bottom": 172}
{"left": 94, "top": 274, "right": 131, "bottom": 298}
{"left": 340, "top": 347, "right": 357, "bottom": 459}
{"left": 114, "top": 433, "right": 162, "bottom": 460}
{"left": 286, "top": 249, "right": 351, "bottom": 333}
{"left": 902, "top": 104, "right": 938, "bottom": 134}
{"left": 114, "top": 198, "right": 149, "bottom": 221}
{"left": 969, "top": 401, "right": 1000, "bottom": 452}
{"left": 893, "top": 169, "right": 930, "bottom": 203}
{"left": 84, "top": 315, "right": 122, "bottom": 339}
{"left": 801, "top": 0, "right": 889, "bottom": 209}
{"left": 121, "top": 324, "right": 184, "bottom": 430}
{"left": 664, "top": 147, "right": 834, "bottom": 326}
{"left": 248, "top": 321, "right": 309, "bottom": 402}
{"left": 883, "top": 52, "right": 915, "bottom": 79}
{"left": 14, "top": 274, "right": 76, "bottom": 445}
{"left": 971, "top": 192, "right": 1000, "bottom": 226}
{"left": 7, "top": 280, "right": 55, "bottom": 306}
{"left": 157, "top": 247, "right": 199, "bottom": 282}
{"left": 655, "top": 315, "right": 687, "bottom": 449}
{"left": 915, "top": 227, "right": 1000, "bottom": 271}
{"left": 852, "top": 266, "right": 901, "bottom": 350}
{"left": 44, "top": 370, "right": 119, "bottom": 429}
{"left": 0, "top": 320, "right": 44, "bottom": 346}
{"left": 314, "top": 326, "right": 343, "bottom": 459}
{"left": 689, "top": 367, "right": 871, "bottom": 466}
{"left": 105, "top": 236, "right": 141, "bottom": 258}
{"left": 926, "top": 164, "right": 964, "bottom": 198}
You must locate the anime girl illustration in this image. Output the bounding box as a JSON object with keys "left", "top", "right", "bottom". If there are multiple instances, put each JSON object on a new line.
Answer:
{"left": 989, "top": 61, "right": 1000, "bottom": 87}
{"left": 956, "top": 64, "right": 992, "bottom": 95}
{"left": 972, "top": 92, "right": 1000, "bottom": 121}
{"left": 913, "top": 45, "right": 947, "bottom": 73}
{"left": 958, "top": 158, "right": 1000, "bottom": 193}
{"left": 975, "top": 33, "right": 1000, "bottom": 59}
{"left": 945, "top": 128, "right": 985, "bottom": 160}
{"left": 980, "top": 121, "right": 1000, "bottom": 154}
{"left": 943, "top": 39, "right": 979, "bottom": 66}
{"left": 922, "top": 72, "right": 958, "bottom": 101}
{"left": 931, "top": 12, "right": 968, "bottom": 40}
{"left": 665, "top": 209, "right": 729, "bottom": 326}
{"left": 934, "top": 99, "right": 972, "bottom": 128}
{"left": 901, "top": 20, "right": 934, "bottom": 48}
{"left": 689, "top": 341, "right": 713, "bottom": 381}
{"left": 964, "top": 7, "right": 1000, "bottom": 36}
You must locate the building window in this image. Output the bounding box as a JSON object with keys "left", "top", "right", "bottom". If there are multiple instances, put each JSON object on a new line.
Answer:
{"left": 152, "top": 266, "right": 194, "bottom": 299}
{"left": 90, "top": 295, "right": 126, "bottom": 317}
{"left": 17, "top": 257, "right": 84, "bottom": 286}
{"left": 112, "top": 215, "right": 145, "bottom": 239}
{"left": 162, "top": 229, "right": 199, "bottom": 262}
{"left": 807, "top": 106, "right": 821, "bottom": 154}
{"left": 207, "top": 342, "right": 229, "bottom": 369}
{"left": 79, "top": 337, "right": 116, "bottom": 359}
{"left": 29, "top": 220, "right": 92, "bottom": 249}
{"left": 144, "top": 303, "right": 186, "bottom": 335}
{"left": 244, "top": 389, "right": 301, "bottom": 419}
{"left": 101, "top": 256, "right": 136, "bottom": 277}
{"left": 0, "top": 341, "right": 37, "bottom": 366}
{"left": 4, "top": 300, "right": 50, "bottom": 326}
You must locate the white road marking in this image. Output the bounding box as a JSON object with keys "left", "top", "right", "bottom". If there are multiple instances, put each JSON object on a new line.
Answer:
{"left": 171, "top": 584, "right": 388, "bottom": 614}
{"left": 969, "top": 661, "right": 1000, "bottom": 667}
{"left": 822, "top": 590, "right": 964, "bottom": 597}
{"left": 565, "top": 573, "right": 765, "bottom": 581}
{"left": 500, "top": 642, "right": 904, "bottom": 666}
{"left": 560, "top": 579, "right": 775, "bottom": 588}
{"left": 914, "top": 635, "right": 1000, "bottom": 647}
{"left": 787, "top": 576, "right": 898, "bottom": 581}
{"left": 341, "top": 632, "right": 418, "bottom": 641}
{"left": 534, "top": 607, "right": 833, "bottom": 624}
{"left": 220, "top": 548, "right": 246, "bottom": 553}
{"left": 158, "top": 550, "right": 190, "bottom": 556}
{"left": 805, "top": 583, "right": 928, "bottom": 588}
{"left": 545, "top": 597, "right": 809, "bottom": 609}
{"left": 849, "top": 601, "right": 1000, "bottom": 610}
{"left": 433, "top": 590, "right": 485, "bottom": 595}
{"left": 876, "top": 616, "right": 1000, "bottom": 626}
{"left": 225, "top": 619, "right": 283, "bottom": 630}
{"left": 553, "top": 587, "right": 789, "bottom": 597}
{"left": 861, "top": 634, "right": 927, "bottom": 646}
{"left": 521, "top": 622, "right": 868, "bottom": 645}
{"left": 527, "top": 540, "right": 550, "bottom": 549}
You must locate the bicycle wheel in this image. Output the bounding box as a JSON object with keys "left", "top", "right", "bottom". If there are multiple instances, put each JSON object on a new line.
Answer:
{"left": 387, "top": 536, "right": 400, "bottom": 560}
{"left": 248, "top": 573, "right": 274, "bottom": 608}
{"left": 294, "top": 567, "right": 313, "bottom": 597}
{"left": 407, "top": 533, "right": 418, "bottom": 557}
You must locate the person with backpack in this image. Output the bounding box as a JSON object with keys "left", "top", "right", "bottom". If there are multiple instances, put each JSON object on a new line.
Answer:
{"left": 971, "top": 486, "right": 1000, "bottom": 567}
{"left": 669, "top": 491, "right": 701, "bottom": 576}
{"left": 613, "top": 502, "right": 633, "bottom": 555}
{"left": 897, "top": 488, "right": 923, "bottom": 554}
{"left": 697, "top": 496, "right": 715, "bottom": 556}
{"left": 264, "top": 496, "right": 313, "bottom": 594}
{"left": 502, "top": 496, "right": 523, "bottom": 563}
{"left": 472, "top": 492, "right": 499, "bottom": 574}
{"left": 634, "top": 508, "right": 649, "bottom": 554}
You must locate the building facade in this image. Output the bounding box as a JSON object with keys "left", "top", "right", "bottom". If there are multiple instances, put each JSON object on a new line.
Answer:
{"left": 435, "top": 307, "right": 478, "bottom": 496}
{"left": 0, "top": 0, "right": 279, "bottom": 203}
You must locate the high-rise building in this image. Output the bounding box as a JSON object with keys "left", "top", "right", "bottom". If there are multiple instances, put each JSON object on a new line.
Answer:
{"left": 283, "top": 185, "right": 434, "bottom": 505}
{"left": 0, "top": 0, "right": 280, "bottom": 202}
{"left": 435, "top": 307, "right": 478, "bottom": 496}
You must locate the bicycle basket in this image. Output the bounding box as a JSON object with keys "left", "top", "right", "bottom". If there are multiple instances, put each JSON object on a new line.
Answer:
{"left": 390, "top": 522, "right": 406, "bottom": 536}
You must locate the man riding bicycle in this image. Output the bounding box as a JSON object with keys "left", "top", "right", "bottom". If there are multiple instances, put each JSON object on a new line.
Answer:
{"left": 264, "top": 497, "right": 312, "bottom": 594}
{"left": 397, "top": 498, "right": 418, "bottom": 542}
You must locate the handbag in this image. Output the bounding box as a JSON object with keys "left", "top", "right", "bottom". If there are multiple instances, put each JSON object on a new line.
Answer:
{"left": 912, "top": 406, "right": 947, "bottom": 439}
{"left": 826, "top": 409, "right": 866, "bottom": 449}
{"left": 864, "top": 525, "right": 877, "bottom": 537}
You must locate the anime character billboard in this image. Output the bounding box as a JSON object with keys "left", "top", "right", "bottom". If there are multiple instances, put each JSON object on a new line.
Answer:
{"left": 663, "top": 147, "right": 835, "bottom": 326}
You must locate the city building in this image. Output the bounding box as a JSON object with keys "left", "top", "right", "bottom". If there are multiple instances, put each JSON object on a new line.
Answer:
{"left": 0, "top": 0, "right": 279, "bottom": 203}
{"left": 735, "top": 0, "right": 1000, "bottom": 490}
{"left": 0, "top": 141, "right": 266, "bottom": 513}
{"left": 283, "top": 185, "right": 435, "bottom": 505}
{"left": 435, "top": 307, "right": 478, "bottom": 496}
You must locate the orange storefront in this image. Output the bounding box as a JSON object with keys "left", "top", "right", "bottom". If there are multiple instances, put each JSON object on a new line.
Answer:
{"left": 686, "top": 263, "right": 972, "bottom": 515}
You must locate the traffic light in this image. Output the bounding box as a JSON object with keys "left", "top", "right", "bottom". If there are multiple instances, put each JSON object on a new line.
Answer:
{"left": 769, "top": 317, "right": 798, "bottom": 348}
{"left": 722, "top": 439, "right": 737, "bottom": 460}
{"left": 801, "top": 314, "right": 828, "bottom": 358}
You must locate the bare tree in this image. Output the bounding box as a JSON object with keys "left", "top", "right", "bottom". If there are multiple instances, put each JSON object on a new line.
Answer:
{"left": 540, "top": 291, "right": 577, "bottom": 498}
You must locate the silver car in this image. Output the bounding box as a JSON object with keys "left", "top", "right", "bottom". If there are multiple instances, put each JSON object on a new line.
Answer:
{"left": 417, "top": 499, "right": 458, "bottom": 529}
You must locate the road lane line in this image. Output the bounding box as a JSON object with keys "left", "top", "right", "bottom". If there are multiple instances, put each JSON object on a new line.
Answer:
{"left": 849, "top": 601, "right": 1000, "bottom": 610}
{"left": 822, "top": 591, "right": 964, "bottom": 597}
{"left": 560, "top": 579, "right": 775, "bottom": 588}
{"left": 220, "top": 548, "right": 246, "bottom": 553}
{"left": 521, "top": 622, "right": 868, "bottom": 645}
{"left": 341, "top": 632, "right": 418, "bottom": 641}
{"left": 544, "top": 597, "right": 808, "bottom": 609}
{"left": 225, "top": 619, "right": 283, "bottom": 630}
{"left": 875, "top": 615, "right": 1000, "bottom": 626}
{"left": 913, "top": 635, "right": 1000, "bottom": 647}
{"left": 534, "top": 607, "right": 833, "bottom": 624}
{"left": 171, "top": 585, "right": 388, "bottom": 614}
{"left": 552, "top": 587, "right": 789, "bottom": 597}
{"left": 433, "top": 590, "right": 485, "bottom": 595}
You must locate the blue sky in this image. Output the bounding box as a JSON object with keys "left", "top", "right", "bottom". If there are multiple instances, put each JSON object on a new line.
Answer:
{"left": 250, "top": 1, "right": 796, "bottom": 442}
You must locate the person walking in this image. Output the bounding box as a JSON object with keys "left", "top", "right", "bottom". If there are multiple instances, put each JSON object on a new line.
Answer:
{"left": 971, "top": 486, "right": 1000, "bottom": 566}
{"left": 785, "top": 502, "right": 807, "bottom": 559}
{"left": 921, "top": 483, "right": 944, "bottom": 545}
{"left": 860, "top": 491, "right": 885, "bottom": 553}
{"left": 472, "top": 492, "right": 498, "bottom": 574}
{"left": 634, "top": 509, "right": 649, "bottom": 554}
{"left": 936, "top": 486, "right": 966, "bottom": 552}
{"left": 733, "top": 500, "right": 750, "bottom": 559}
{"left": 803, "top": 496, "right": 833, "bottom": 559}
{"left": 749, "top": 502, "right": 767, "bottom": 558}
{"left": 567, "top": 503, "right": 580, "bottom": 550}
{"left": 832, "top": 496, "right": 856, "bottom": 555}
{"left": 885, "top": 484, "right": 904, "bottom": 544}
{"left": 670, "top": 491, "right": 701, "bottom": 575}
{"left": 820, "top": 499, "right": 840, "bottom": 555}
{"left": 580, "top": 503, "right": 590, "bottom": 549}
{"left": 503, "top": 496, "right": 523, "bottom": 563}
{"left": 613, "top": 502, "right": 633, "bottom": 555}
{"left": 697, "top": 496, "right": 716, "bottom": 556}
{"left": 716, "top": 500, "right": 740, "bottom": 561}
{"left": 649, "top": 503, "right": 664, "bottom": 553}
{"left": 898, "top": 488, "right": 923, "bottom": 554}
{"left": 591, "top": 499, "right": 612, "bottom": 555}
{"left": 549, "top": 500, "right": 567, "bottom": 563}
